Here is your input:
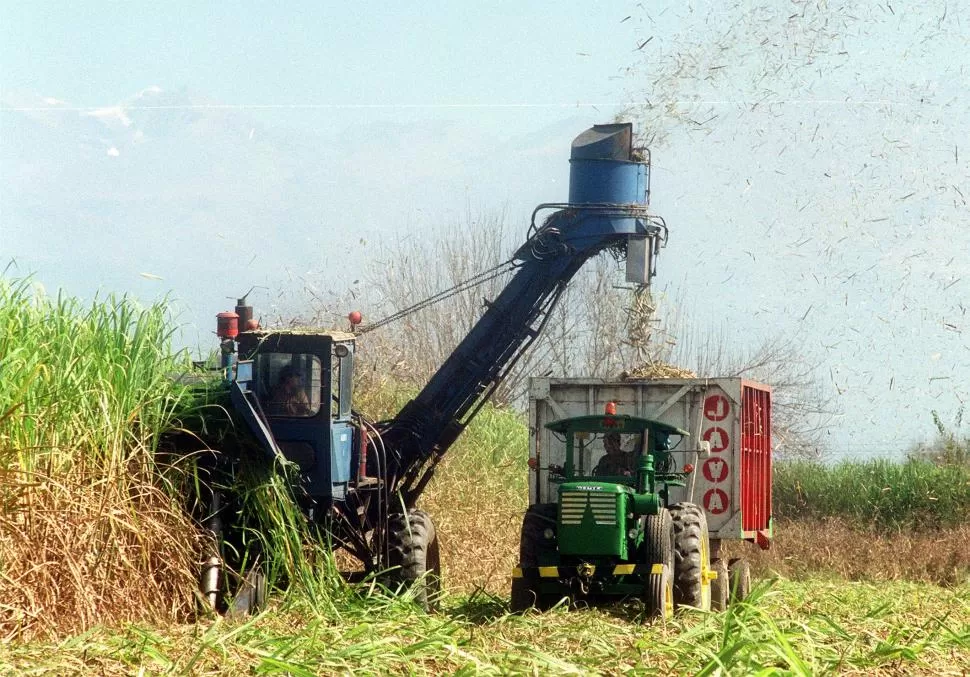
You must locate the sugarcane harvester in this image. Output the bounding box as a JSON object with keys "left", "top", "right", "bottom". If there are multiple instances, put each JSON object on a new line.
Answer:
{"left": 204, "top": 123, "right": 668, "bottom": 611}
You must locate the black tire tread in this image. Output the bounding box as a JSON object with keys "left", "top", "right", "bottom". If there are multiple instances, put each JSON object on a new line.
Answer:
{"left": 644, "top": 569, "right": 671, "bottom": 620}
{"left": 642, "top": 508, "right": 674, "bottom": 567}
{"left": 669, "top": 502, "right": 710, "bottom": 609}
{"left": 387, "top": 509, "right": 441, "bottom": 611}
{"left": 728, "top": 557, "right": 751, "bottom": 603}
{"left": 642, "top": 509, "right": 674, "bottom": 619}
{"left": 710, "top": 558, "right": 730, "bottom": 612}
{"left": 512, "top": 503, "right": 558, "bottom": 612}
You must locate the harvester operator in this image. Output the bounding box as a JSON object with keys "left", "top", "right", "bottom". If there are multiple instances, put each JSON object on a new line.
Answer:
{"left": 268, "top": 364, "right": 312, "bottom": 417}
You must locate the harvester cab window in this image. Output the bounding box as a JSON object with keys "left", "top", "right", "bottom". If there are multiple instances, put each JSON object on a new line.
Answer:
{"left": 334, "top": 343, "right": 353, "bottom": 421}
{"left": 258, "top": 353, "right": 322, "bottom": 418}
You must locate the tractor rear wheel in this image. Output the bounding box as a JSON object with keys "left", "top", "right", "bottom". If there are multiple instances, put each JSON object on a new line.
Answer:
{"left": 710, "top": 559, "right": 730, "bottom": 611}
{"left": 728, "top": 557, "right": 751, "bottom": 603}
{"left": 511, "top": 503, "right": 559, "bottom": 612}
{"left": 669, "top": 502, "right": 713, "bottom": 611}
{"left": 387, "top": 509, "right": 442, "bottom": 611}
{"left": 642, "top": 508, "right": 674, "bottom": 620}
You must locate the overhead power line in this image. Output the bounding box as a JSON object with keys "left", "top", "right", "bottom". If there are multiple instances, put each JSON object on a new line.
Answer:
{"left": 0, "top": 98, "right": 919, "bottom": 113}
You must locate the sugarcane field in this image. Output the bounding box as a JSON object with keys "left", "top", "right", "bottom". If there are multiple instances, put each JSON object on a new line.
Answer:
{"left": 2, "top": 3, "right": 969, "bottom": 675}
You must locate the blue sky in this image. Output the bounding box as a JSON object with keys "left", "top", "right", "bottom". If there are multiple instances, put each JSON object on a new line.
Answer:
{"left": 2, "top": 1, "right": 969, "bottom": 460}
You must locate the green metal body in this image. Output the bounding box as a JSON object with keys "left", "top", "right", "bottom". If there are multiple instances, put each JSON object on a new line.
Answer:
{"left": 525, "top": 414, "right": 689, "bottom": 597}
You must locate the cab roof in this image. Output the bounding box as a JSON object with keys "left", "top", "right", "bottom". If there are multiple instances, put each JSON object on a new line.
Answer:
{"left": 545, "top": 414, "right": 689, "bottom": 437}
{"left": 242, "top": 328, "right": 356, "bottom": 342}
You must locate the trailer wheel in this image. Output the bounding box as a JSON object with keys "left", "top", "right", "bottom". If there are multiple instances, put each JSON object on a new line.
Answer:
{"left": 511, "top": 503, "right": 560, "bottom": 612}
{"left": 710, "top": 559, "right": 730, "bottom": 611}
{"left": 728, "top": 557, "right": 751, "bottom": 602}
{"left": 669, "top": 502, "right": 713, "bottom": 611}
{"left": 728, "top": 558, "right": 751, "bottom": 603}
{"left": 386, "top": 509, "right": 442, "bottom": 611}
{"left": 642, "top": 508, "right": 674, "bottom": 620}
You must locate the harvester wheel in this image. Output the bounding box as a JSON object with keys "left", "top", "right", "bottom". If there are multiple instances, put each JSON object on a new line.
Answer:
{"left": 386, "top": 509, "right": 442, "bottom": 611}
{"left": 228, "top": 564, "right": 267, "bottom": 618}
{"left": 728, "top": 558, "right": 751, "bottom": 603}
{"left": 710, "top": 559, "right": 730, "bottom": 611}
{"left": 511, "top": 503, "right": 560, "bottom": 612}
{"left": 642, "top": 508, "right": 674, "bottom": 620}
{"left": 669, "top": 502, "right": 713, "bottom": 611}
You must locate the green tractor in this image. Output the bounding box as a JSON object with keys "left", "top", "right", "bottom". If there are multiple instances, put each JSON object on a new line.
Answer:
{"left": 511, "top": 404, "right": 725, "bottom": 618}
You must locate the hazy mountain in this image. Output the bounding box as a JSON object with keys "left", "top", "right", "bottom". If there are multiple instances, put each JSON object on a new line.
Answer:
{"left": 1, "top": 87, "right": 595, "bottom": 345}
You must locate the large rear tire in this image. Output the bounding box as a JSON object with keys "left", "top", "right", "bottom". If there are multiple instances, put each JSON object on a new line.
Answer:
{"left": 511, "top": 503, "right": 559, "bottom": 612}
{"left": 387, "top": 509, "right": 442, "bottom": 611}
{"left": 669, "top": 502, "right": 713, "bottom": 611}
{"left": 642, "top": 508, "right": 674, "bottom": 620}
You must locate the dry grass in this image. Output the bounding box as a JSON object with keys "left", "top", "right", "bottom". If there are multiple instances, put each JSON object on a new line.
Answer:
{"left": 0, "top": 466, "right": 199, "bottom": 641}
{"left": 1, "top": 579, "right": 967, "bottom": 675}
{"left": 418, "top": 406, "right": 528, "bottom": 597}
{"left": 619, "top": 362, "right": 697, "bottom": 379}
{"left": 423, "top": 472, "right": 524, "bottom": 596}
{"left": 725, "top": 517, "right": 970, "bottom": 587}
{"left": 0, "top": 281, "right": 202, "bottom": 640}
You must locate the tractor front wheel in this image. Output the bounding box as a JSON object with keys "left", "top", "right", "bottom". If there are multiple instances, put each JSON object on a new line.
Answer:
{"left": 642, "top": 508, "right": 674, "bottom": 620}
{"left": 386, "top": 509, "right": 442, "bottom": 611}
{"left": 669, "top": 502, "right": 713, "bottom": 611}
{"left": 511, "top": 503, "right": 560, "bottom": 612}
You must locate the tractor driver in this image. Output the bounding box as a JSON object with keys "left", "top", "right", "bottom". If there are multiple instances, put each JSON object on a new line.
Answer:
{"left": 268, "top": 364, "right": 312, "bottom": 417}
{"left": 593, "top": 432, "right": 634, "bottom": 476}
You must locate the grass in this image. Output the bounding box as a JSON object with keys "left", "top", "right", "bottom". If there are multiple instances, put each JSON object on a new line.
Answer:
{"left": 774, "top": 458, "right": 970, "bottom": 530}
{"left": 4, "top": 278, "right": 970, "bottom": 672}
{"left": 725, "top": 518, "right": 970, "bottom": 587}
{"left": 0, "top": 579, "right": 967, "bottom": 675}
{"left": 0, "top": 278, "right": 201, "bottom": 640}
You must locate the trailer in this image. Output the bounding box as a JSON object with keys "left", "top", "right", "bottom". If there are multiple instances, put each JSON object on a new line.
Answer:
{"left": 514, "top": 376, "right": 772, "bottom": 614}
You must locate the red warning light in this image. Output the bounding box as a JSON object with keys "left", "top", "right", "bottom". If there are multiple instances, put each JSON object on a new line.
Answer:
{"left": 683, "top": 463, "right": 694, "bottom": 474}
{"left": 216, "top": 311, "right": 239, "bottom": 339}
{"left": 527, "top": 458, "right": 538, "bottom": 470}
{"left": 605, "top": 401, "right": 617, "bottom": 415}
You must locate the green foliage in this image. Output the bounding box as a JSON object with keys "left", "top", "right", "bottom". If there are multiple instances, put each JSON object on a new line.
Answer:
{"left": 774, "top": 458, "right": 970, "bottom": 530}
{"left": 0, "top": 277, "right": 192, "bottom": 471}
{"left": 0, "top": 276, "right": 206, "bottom": 637}
{"left": 2, "top": 579, "right": 967, "bottom": 674}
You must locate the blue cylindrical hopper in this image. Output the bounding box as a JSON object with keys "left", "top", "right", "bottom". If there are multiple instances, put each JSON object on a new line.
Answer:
{"left": 568, "top": 123, "right": 649, "bottom": 206}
